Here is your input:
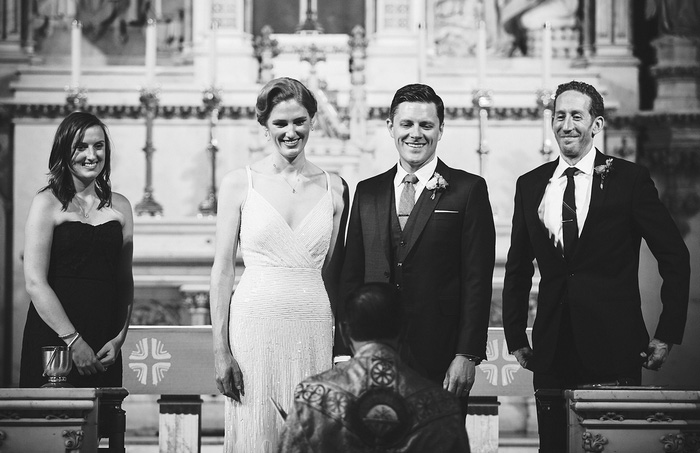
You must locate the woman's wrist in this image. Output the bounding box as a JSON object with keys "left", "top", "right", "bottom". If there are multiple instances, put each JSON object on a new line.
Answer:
{"left": 60, "top": 331, "right": 81, "bottom": 347}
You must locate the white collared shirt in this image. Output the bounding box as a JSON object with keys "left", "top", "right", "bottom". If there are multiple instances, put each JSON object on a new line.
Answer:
{"left": 394, "top": 157, "right": 439, "bottom": 215}
{"left": 538, "top": 147, "right": 596, "bottom": 251}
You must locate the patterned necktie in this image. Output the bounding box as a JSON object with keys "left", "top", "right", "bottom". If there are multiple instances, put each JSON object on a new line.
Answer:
{"left": 562, "top": 167, "right": 579, "bottom": 261}
{"left": 398, "top": 173, "right": 418, "bottom": 230}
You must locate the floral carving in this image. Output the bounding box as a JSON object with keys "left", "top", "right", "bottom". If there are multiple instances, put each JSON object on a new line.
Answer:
{"left": 647, "top": 412, "right": 673, "bottom": 423}
{"left": 599, "top": 412, "right": 625, "bottom": 421}
{"left": 582, "top": 431, "right": 608, "bottom": 452}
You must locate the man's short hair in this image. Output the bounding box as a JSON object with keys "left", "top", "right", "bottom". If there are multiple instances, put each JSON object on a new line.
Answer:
{"left": 554, "top": 80, "right": 605, "bottom": 119}
{"left": 389, "top": 84, "right": 445, "bottom": 126}
{"left": 344, "top": 283, "right": 404, "bottom": 342}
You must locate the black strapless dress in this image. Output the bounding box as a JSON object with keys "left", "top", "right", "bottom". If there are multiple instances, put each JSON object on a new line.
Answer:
{"left": 20, "top": 220, "right": 127, "bottom": 388}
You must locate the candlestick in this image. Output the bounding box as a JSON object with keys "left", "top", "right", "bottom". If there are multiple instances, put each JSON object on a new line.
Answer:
{"left": 542, "top": 22, "right": 552, "bottom": 88}
{"left": 198, "top": 87, "right": 224, "bottom": 217}
{"left": 472, "top": 89, "right": 493, "bottom": 178}
{"left": 477, "top": 20, "right": 486, "bottom": 88}
{"left": 536, "top": 88, "right": 555, "bottom": 160}
{"left": 71, "top": 20, "right": 82, "bottom": 87}
{"left": 135, "top": 87, "right": 163, "bottom": 216}
{"left": 145, "top": 19, "right": 157, "bottom": 86}
{"left": 209, "top": 21, "right": 218, "bottom": 86}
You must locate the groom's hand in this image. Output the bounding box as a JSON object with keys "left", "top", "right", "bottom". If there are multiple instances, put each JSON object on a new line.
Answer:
{"left": 443, "top": 355, "right": 476, "bottom": 398}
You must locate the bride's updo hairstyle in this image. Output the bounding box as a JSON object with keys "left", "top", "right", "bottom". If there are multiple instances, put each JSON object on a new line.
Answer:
{"left": 255, "top": 77, "right": 318, "bottom": 126}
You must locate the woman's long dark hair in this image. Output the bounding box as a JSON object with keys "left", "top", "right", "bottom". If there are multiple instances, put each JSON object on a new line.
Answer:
{"left": 41, "top": 112, "right": 113, "bottom": 210}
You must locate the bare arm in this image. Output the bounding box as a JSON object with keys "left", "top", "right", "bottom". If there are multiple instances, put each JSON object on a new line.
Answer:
{"left": 209, "top": 169, "right": 247, "bottom": 401}
{"left": 23, "top": 192, "right": 104, "bottom": 375}
{"left": 322, "top": 175, "right": 349, "bottom": 318}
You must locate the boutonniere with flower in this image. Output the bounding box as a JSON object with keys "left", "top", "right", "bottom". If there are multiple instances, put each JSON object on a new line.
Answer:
{"left": 426, "top": 172, "right": 449, "bottom": 199}
{"left": 594, "top": 158, "right": 614, "bottom": 189}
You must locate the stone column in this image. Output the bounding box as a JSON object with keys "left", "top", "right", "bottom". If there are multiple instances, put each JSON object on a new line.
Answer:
{"left": 192, "top": 0, "right": 257, "bottom": 87}
{"left": 366, "top": 0, "right": 421, "bottom": 87}
{"left": 593, "top": 0, "right": 635, "bottom": 60}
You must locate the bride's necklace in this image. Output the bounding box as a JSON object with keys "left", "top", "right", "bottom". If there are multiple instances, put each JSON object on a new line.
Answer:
{"left": 72, "top": 196, "right": 95, "bottom": 219}
{"left": 273, "top": 162, "right": 306, "bottom": 194}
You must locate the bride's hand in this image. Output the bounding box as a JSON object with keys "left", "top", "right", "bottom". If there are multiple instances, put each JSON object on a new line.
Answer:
{"left": 215, "top": 352, "right": 245, "bottom": 402}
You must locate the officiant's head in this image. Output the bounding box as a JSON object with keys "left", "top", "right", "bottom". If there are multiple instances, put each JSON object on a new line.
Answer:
{"left": 387, "top": 84, "right": 445, "bottom": 173}
{"left": 341, "top": 282, "right": 404, "bottom": 352}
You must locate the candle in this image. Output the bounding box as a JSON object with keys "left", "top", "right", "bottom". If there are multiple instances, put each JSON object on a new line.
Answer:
{"left": 477, "top": 20, "right": 486, "bottom": 88}
{"left": 71, "top": 20, "right": 82, "bottom": 87}
{"left": 542, "top": 22, "right": 552, "bottom": 88}
{"left": 209, "top": 21, "right": 218, "bottom": 86}
{"left": 543, "top": 107, "right": 553, "bottom": 155}
{"left": 145, "top": 19, "right": 157, "bottom": 85}
{"left": 155, "top": 0, "right": 162, "bottom": 19}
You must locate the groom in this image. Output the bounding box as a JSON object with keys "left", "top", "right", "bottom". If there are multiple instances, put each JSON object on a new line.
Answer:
{"left": 340, "top": 84, "right": 495, "bottom": 411}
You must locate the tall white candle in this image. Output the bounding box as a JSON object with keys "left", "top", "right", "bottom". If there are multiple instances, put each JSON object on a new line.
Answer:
{"left": 477, "top": 20, "right": 486, "bottom": 88}
{"left": 209, "top": 21, "right": 218, "bottom": 86}
{"left": 71, "top": 20, "right": 82, "bottom": 87}
{"left": 145, "top": 19, "right": 157, "bottom": 85}
{"left": 155, "top": 0, "right": 162, "bottom": 19}
{"left": 542, "top": 22, "right": 552, "bottom": 88}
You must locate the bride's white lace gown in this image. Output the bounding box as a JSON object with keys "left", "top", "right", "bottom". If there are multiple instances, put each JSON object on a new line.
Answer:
{"left": 224, "top": 166, "right": 334, "bottom": 452}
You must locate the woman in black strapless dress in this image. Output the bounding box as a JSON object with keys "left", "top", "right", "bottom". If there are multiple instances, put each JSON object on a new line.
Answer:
{"left": 20, "top": 111, "right": 134, "bottom": 388}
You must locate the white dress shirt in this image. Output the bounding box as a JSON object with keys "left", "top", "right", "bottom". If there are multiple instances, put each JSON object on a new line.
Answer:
{"left": 394, "top": 157, "right": 439, "bottom": 216}
{"left": 538, "top": 147, "right": 596, "bottom": 252}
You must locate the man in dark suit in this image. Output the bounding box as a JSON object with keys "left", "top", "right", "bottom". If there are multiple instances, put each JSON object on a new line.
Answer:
{"left": 502, "top": 80, "right": 690, "bottom": 452}
{"left": 340, "top": 84, "right": 496, "bottom": 413}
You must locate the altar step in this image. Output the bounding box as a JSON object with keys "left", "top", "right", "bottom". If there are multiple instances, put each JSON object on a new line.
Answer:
{"left": 114, "top": 435, "right": 539, "bottom": 452}
{"left": 7, "top": 65, "right": 260, "bottom": 106}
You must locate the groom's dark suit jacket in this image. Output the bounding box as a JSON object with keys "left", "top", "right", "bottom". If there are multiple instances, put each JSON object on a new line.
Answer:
{"left": 340, "top": 159, "right": 495, "bottom": 382}
{"left": 502, "top": 150, "right": 690, "bottom": 376}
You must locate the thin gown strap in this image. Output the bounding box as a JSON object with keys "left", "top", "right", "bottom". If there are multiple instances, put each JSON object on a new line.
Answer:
{"left": 241, "top": 165, "right": 254, "bottom": 210}
{"left": 323, "top": 170, "right": 332, "bottom": 194}
{"left": 245, "top": 165, "right": 254, "bottom": 190}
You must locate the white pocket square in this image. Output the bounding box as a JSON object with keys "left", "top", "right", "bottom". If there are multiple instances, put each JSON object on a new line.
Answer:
{"left": 434, "top": 210, "right": 458, "bottom": 214}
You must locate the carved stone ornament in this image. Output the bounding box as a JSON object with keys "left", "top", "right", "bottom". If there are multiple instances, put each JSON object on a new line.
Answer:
{"left": 659, "top": 432, "right": 700, "bottom": 453}
{"left": 647, "top": 412, "right": 674, "bottom": 422}
{"left": 599, "top": 411, "right": 625, "bottom": 421}
{"left": 582, "top": 431, "right": 608, "bottom": 452}
{"left": 62, "top": 430, "right": 84, "bottom": 450}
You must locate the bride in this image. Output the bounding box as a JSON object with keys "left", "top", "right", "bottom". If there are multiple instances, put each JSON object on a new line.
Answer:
{"left": 209, "top": 77, "right": 348, "bottom": 451}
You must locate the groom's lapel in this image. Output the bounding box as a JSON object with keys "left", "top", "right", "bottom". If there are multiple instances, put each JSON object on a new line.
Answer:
{"left": 375, "top": 167, "right": 396, "bottom": 264}
{"left": 575, "top": 149, "right": 609, "bottom": 260}
{"left": 401, "top": 160, "right": 447, "bottom": 256}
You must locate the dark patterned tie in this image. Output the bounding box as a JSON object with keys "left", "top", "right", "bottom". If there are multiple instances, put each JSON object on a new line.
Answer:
{"left": 398, "top": 173, "right": 418, "bottom": 230}
{"left": 562, "top": 167, "right": 579, "bottom": 261}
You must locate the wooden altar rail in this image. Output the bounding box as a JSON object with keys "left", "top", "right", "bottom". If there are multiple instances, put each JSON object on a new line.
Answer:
{"left": 122, "top": 325, "right": 534, "bottom": 452}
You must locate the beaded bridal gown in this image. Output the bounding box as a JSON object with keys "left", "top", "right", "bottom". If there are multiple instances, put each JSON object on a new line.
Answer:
{"left": 224, "top": 166, "right": 334, "bottom": 452}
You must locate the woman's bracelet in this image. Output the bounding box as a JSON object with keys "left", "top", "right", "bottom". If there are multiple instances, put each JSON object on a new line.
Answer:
{"left": 58, "top": 331, "right": 78, "bottom": 340}
{"left": 66, "top": 333, "right": 81, "bottom": 349}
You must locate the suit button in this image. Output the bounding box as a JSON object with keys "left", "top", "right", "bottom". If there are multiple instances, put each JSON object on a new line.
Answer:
{"left": 400, "top": 240, "right": 406, "bottom": 247}
{"left": 569, "top": 273, "right": 574, "bottom": 278}
{"left": 397, "top": 262, "right": 403, "bottom": 267}
{"left": 396, "top": 284, "right": 401, "bottom": 290}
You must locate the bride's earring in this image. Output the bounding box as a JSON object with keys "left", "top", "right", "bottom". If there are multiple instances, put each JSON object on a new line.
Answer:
{"left": 264, "top": 129, "right": 270, "bottom": 141}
